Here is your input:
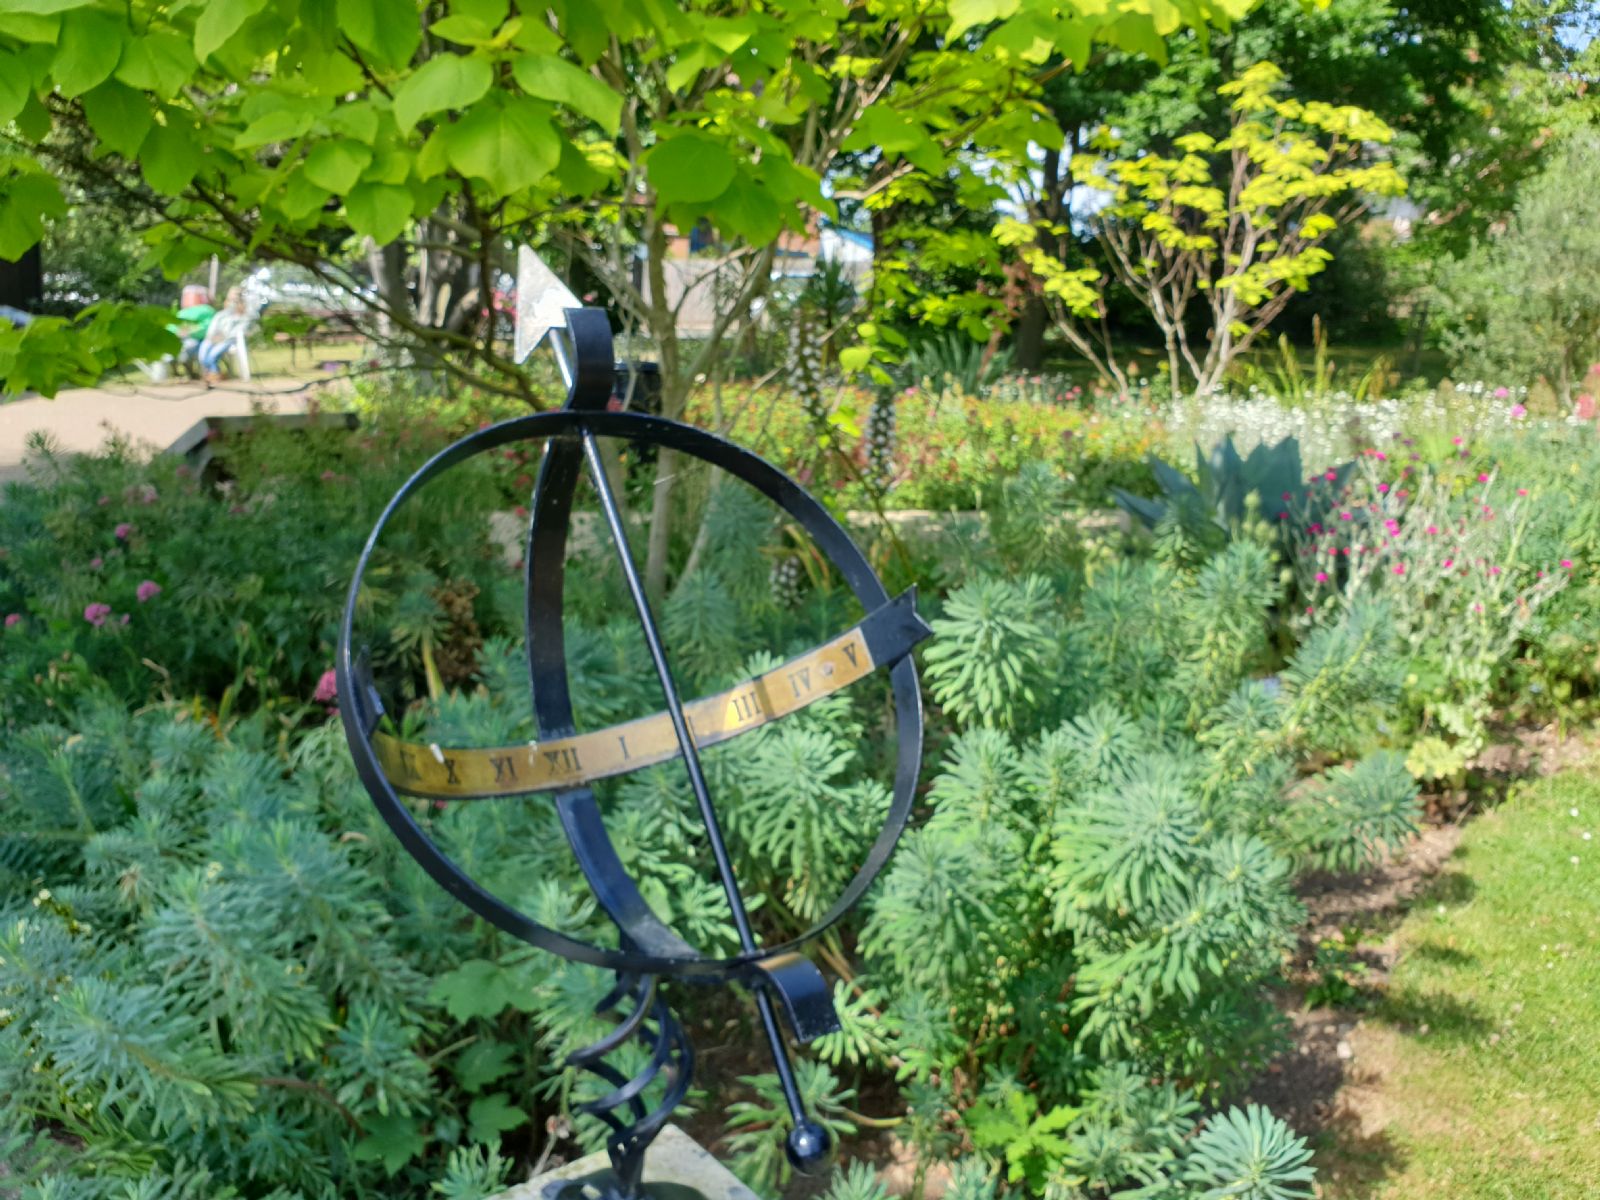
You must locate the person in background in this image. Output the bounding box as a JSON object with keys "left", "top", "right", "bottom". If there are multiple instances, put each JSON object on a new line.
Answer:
{"left": 196, "top": 287, "right": 251, "bottom": 384}
{"left": 173, "top": 294, "right": 215, "bottom": 375}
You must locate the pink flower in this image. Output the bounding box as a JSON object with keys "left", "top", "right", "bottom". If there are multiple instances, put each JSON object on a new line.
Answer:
{"left": 1394, "top": 564, "right": 1406, "bottom": 575}
{"left": 114, "top": 522, "right": 132, "bottom": 540}
{"left": 83, "top": 602, "right": 112, "bottom": 627}
{"left": 1443, "top": 558, "right": 1455, "bottom": 568}
{"left": 1340, "top": 511, "right": 1353, "bottom": 521}
{"left": 97, "top": 495, "right": 110, "bottom": 506}
{"left": 119, "top": 613, "right": 129, "bottom": 626}
{"left": 3, "top": 613, "right": 20, "bottom": 628}
{"left": 1494, "top": 387, "right": 1510, "bottom": 399}
{"left": 1452, "top": 437, "right": 1463, "bottom": 446}
{"left": 1510, "top": 404, "right": 1527, "bottom": 418}
{"left": 89, "top": 557, "right": 103, "bottom": 570}
{"left": 1477, "top": 473, "right": 1490, "bottom": 483}
{"left": 1426, "top": 525, "right": 1438, "bottom": 535}
{"left": 1517, "top": 488, "right": 1528, "bottom": 496}
{"left": 136, "top": 580, "right": 161, "bottom": 603}
{"left": 1490, "top": 566, "right": 1502, "bottom": 575}
{"left": 1378, "top": 483, "right": 1390, "bottom": 494}
{"left": 313, "top": 669, "right": 338, "bottom": 704}
{"left": 1562, "top": 559, "right": 1574, "bottom": 569}
{"left": 1325, "top": 470, "right": 1337, "bottom": 482}
{"left": 1315, "top": 571, "right": 1329, "bottom": 583}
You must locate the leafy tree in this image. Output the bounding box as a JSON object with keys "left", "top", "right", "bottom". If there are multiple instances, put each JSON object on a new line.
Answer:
{"left": 1432, "top": 131, "right": 1600, "bottom": 403}
{"left": 0, "top": 0, "right": 1254, "bottom": 596}
{"left": 1009, "top": 61, "right": 1403, "bottom": 394}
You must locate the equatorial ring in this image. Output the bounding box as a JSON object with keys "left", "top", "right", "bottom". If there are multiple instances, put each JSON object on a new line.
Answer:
{"left": 336, "top": 408, "right": 927, "bottom": 983}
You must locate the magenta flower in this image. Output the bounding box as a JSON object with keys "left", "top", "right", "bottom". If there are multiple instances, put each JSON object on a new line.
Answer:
{"left": 1340, "top": 511, "right": 1353, "bottom": 521}
{"left": 114, "top": 522, "right": 132, "bottom": 540}
{"left": 1494, "top": 387, "right": 1510, "bottom": 399}
{"left": 136, "top": 580, "right": 161, "bottom": 603}
{"left": 1378, "top": 483, "right": 1390, "bottom": 494}
{"left": 1477, "top": 473, "right": 1490, "bottom": 483}
{"left": 1452, "top": 437, "right": 1463, "bottom": 446}
{"left": 1562, "top": 559, "right": 1574, "bottom": 569}
{"left": 1490, "top": 566, "right": 1502, "bottom": 575}
{"left": 1315, "top": 571, "right": 1329, "bottom": 583}
{"left": 119, "top": 613, "right": 129, "bottom": 626}
{"left": 1443, "top": 558, "right": 1454, "bottom": 568}
{"left": 1325, "top": 470, "right": 1337, "bottom": 482}
{"left": 1426, "top": 525, "right": 1438, "bottom": 535}
{"left": 83, "top": 602, "right": 112, "bottom": 627}
{"left": 313, "top": 669, "right": 338, "bottom": 704}
{"left": 1510, "top": 403, "right": 1527, "bottom": 418}
{"left": 4, "top": 613, "right": 19, "bottom": 628}
{"left": 89, "top": 557, "right": 103, "bottom": 570}
{"left": 1517, "top": 488, "right": 1528, "bottom": 496}
{"left": 1393, "top": 564, "right": 1406, "bottom": 575}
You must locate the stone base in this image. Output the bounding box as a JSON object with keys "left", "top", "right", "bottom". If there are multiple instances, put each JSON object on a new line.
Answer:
{"left": 491, "top": 1126, "right": 761, "bottom": 1200}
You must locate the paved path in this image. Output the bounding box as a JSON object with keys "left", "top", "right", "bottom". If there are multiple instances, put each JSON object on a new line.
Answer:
{"left": 0, "top": 376, "right": 335, "bottom": 485}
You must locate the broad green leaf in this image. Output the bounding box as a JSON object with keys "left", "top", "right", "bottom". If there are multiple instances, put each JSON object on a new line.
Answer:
{"left": 429, "top": 15, "right": 496, "bottom": 45}
{"left": 0, "top": 172, "right": 66, "bottom": 261}
{"left": 838, "top": 345, "right": 873, "bottom": 373}
{"left": 715, "top": 175, "right": 781, "bottom": 244}
{"left": 444, "top": 97, "right": 560, "bottom": 194}
{"left": 513, "top": 55, "right": 622, "bottom": 133}
{"left": 304, "top": 139, "right": 374, "bottom": 193}
{"left": 325, "top": 100, "right": 380, "bottom": 144}
{"left": 946, "top": 0, "right": 1019, "bottom": 39}
{"left": 646, "top": 132, "right": 736, "bottom": 206}
{"left": 353, "top": 1113, "right": 425, "bottom": 1176}
{"left": 3, "top": 0, "right": 92, "bottom": 14}
{"left": 363, "top": 148, "right": 413, "bottom": 185}
{"left": 278, "top": 171, "right": 332, "bottom": 220}
{"left": 81, "top": 81, "right": 152, "bottom": 158}
{"left": 345, "top": 182, "right": 413, "bottom": 243}
{"left": 338, "top": 0, "right": 422, "bottom": 68}
{"left": 393, "top": 53, "right": 494, "bottom": 134}
{"left": 0, "top": 14, "right": 58, "bottom": 44}
{"left": 115, "top": 33, "right": 197, "bottom": 97}
{"left": 427, "top": 958, "right": 536, "bottom": 1020}
{"left": 194, "top": 0, "right": 268, "bottom": 62}
{"left": 14, "top": 92, "right": 50, "bottom": 142}
{"left": 455, "top": 1040, "right": 518, "bottom": 1093}
{"left": 467, "top": 1093, "right": 529, "bottom": 1144}
{"left": 0, "top": 57, "right": 28, "bottom": 125}
{"left": 141, "top": 121, "right": 205, "bottom": 195}
{"left": 52, "top": 8, "right": 123, "bottom": 97}
{"left": 236, "top": 106, "right": 317, "bottom": 149}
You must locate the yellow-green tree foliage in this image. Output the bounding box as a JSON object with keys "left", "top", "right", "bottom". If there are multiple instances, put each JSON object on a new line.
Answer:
{"left": 1010, "top": 61, "right": 1405, "bottom": 395}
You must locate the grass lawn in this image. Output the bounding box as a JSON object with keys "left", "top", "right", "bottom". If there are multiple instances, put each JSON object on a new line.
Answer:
{"left": 1324, "top": 759, "right": 1600, "bottom": 1198}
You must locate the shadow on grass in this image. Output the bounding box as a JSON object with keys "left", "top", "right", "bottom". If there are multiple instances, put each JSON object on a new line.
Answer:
{"left": 1313, "top": 1114, "right": 1407, "bottom": 1200}
{"left": 1416, "top": 868, "right": 1477, "bottom": 908}
{"left": 1376, "top": 987, "right": 1495, "bottom": 1044}
{"left": 1403, "top": 941, "right": 1477, "bottom": 968}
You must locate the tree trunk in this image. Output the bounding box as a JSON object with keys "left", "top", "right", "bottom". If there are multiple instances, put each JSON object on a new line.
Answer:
{"left": 1013, "top": 294, "right": 1047, "bottom": 370}
{"left": 642, "top": 222, "right": 680, "bottom": 603}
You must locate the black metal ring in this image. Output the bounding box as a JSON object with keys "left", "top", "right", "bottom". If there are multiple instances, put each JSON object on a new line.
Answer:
{"left": 336, "top": 410, "right": 923, "bottom": 980}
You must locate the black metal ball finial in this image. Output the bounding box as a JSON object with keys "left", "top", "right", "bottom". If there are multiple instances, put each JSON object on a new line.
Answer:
{"left": 785, "top": 1121, "right": 835, "bottom": 1176}
{"left": 337, "top": 305, "right": 928, "bottom": 1200}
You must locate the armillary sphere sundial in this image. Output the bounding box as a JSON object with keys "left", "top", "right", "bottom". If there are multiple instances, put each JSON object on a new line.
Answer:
{"left": 336, "top": 250, "right": 929, "bottom": 1200}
